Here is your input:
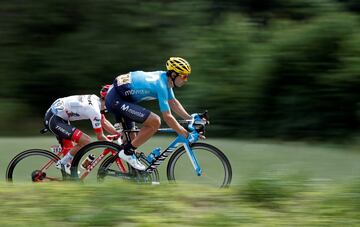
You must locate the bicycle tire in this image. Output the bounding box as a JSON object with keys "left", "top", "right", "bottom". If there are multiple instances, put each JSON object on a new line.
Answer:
{"left": 6, "top": 149, "right": 65, "bottom": 182}
{"left": 166, "top": 142, "right": 232, "bottom": 188}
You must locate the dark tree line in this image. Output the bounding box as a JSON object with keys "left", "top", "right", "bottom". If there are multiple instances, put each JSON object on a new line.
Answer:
{"left": 0, "top": 0, "right": 359, "bottom": 140}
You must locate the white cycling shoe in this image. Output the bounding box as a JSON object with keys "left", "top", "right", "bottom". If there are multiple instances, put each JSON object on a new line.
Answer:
{"left": 55, "top": 161, "right": 72, "bottom": 175}
{"left": 118, "top": 150, "right": 146, "bottom": 171}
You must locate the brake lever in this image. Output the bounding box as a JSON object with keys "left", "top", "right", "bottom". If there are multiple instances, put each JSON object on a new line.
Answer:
{"left": 199, "top": 110, "right": 209, "bottom": 120}
{"left": 199, "top": 110, "right": 209, "bottom": 125}
{"left": 188, "top": 117, "right": 196, "bottom": 131}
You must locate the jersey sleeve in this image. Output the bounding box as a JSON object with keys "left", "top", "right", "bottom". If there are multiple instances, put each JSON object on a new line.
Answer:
{"left": 157, "top": 88, "right": 170, "bottom": 112}
{"left": 87, "top": 97, "right": 103, "bottom": 129}
{"left": 90, "top": 112, "right": 102, "bottom": 129}
{"left": 157, "top": 77, "right": 177, "bottom": 112}
{"left": 167, "top": 87, "right": 175, "bottom": 100}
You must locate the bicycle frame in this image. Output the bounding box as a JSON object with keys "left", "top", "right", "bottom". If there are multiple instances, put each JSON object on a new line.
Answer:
{"left": 146, "top": 128, "right": 202, "bottom": 176}
{"left": 31, "top": 146, "right": 71, "bottom": 181}
{"left": 34, "top": 141, "right": 127, "bottom": 181}
{"left": 80, "top": 147, "right": 127, "bottom": 180}
{"left": 75, "top": 113, "right": 209, "bottom": 181}
{"left": 75, "top": 128, "right": 203, "bottom": 181}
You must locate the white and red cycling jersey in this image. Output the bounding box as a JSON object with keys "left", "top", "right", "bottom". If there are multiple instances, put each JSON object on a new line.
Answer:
{"left": 50, "top": 94, "right": 102, "bottom": 130}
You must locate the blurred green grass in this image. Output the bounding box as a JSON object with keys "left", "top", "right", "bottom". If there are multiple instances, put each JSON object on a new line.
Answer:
{"left": 0, "top": 179, "right": 359, "bottom": 226}
{"left": 0, "top": 137, "right": 360, "bottom": 226}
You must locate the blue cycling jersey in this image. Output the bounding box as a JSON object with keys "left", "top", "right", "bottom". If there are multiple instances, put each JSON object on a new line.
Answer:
{"left": 115, "top": 71, "right": 175, "bottom": 112}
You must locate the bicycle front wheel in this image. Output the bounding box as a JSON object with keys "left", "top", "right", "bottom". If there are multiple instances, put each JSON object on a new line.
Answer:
{"left": 167, "top": 143, "right": 232, "bottom": 188}
{"left": 6, "top": 149, "right": 65, "bottom": 183}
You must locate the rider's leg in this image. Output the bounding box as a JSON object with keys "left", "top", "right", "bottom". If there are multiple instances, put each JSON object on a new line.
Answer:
{"left": 124, "top": 121, "right": 137, "bottom": 141}
{"left": 109, "top": 98, "right": 154, "bottom": 153}
{"left": 109, "top": 100, "right": 154, "bottom": 170}
{"left": 60, "top": 131, "right": 91, "bottom": 165}
{"left": 61, "top": 139, "right": 74, "bottom": 149}
{"left": 45, "top": 109, "right": 92, "bottom": 173}
{"left": 69, "top": 133, "right": 91, "bottom": 156}
{"left": 121, "top": 112, "right": 160, "bottom": 156}
{"left": 131, "top": 112, "right": 160, "bottom": 148}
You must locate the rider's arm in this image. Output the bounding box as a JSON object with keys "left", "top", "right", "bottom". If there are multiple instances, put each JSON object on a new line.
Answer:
{"left": 101, "top": 114, "right": 119, "bottom": 135}
{"left": 94, "top": 128, "right": 110, "bottom": 141}
{"left": 168, "top": 98, "right": 191, "bottom": 120}
{"left": 162, "top": 110, "right": 188, "bottom": 138}
{"left": 158, "top": 86, "right": 189, "bottom": 138}
{"left": 89, "top": 105, "right": 111, "bottom": 141}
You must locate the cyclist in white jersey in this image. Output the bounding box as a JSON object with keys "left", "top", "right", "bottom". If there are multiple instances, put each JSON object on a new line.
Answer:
{"left": 44, "top": 92, "right": 118, "bottom": 174}
{"left": 105, "top": 57, "right": 201, "bottom": 170}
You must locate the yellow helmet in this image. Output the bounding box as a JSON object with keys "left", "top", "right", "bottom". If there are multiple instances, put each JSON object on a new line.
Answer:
{"left": 166, "top": 57, "right": 191, "bottom": 75}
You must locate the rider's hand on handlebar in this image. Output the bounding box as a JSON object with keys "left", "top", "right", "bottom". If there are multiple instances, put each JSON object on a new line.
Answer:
{"left": 187, "top": 131, "right": 205, "bottom": 143}
{"left": 198, "top": 132, "right": 206, "bottom": 139}
{"left": 187, "top": 131, "right": 199, "bottom": 143}
{"left": 191, "top": 112, "right": 209, "bottom": 123}
{"left": 191, "top": 113, "right": 199, "bottom": 118}
{"left": 190, "top": 113, "right": 202, "bottom": 121}
{"left": 187, "top": 112, "right": 208, "bottom": 137}
{"left": 106, "top": 133, "right": 121, "bottom": 141}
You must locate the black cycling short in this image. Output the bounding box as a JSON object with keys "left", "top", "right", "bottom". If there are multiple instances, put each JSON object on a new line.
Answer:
{"left": 44, "top": 109, "right": 82, "bottom": 143}
{"left": 105, "top": 84, "right": 151, "bottom": 129}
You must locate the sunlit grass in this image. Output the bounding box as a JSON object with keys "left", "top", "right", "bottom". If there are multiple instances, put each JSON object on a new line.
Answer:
{"left": 0, "top": 178, "right": 359, "bottom": 226}
{"left": 0, "top": 137, "right": 360, "bottom": 225}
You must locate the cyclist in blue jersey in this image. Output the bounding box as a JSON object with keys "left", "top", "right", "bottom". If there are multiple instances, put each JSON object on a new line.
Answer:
{"left": 105, "top": 57, "right": 195, "bottom": 170}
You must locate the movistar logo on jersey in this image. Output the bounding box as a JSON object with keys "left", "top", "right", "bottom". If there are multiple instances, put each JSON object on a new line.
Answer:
{"left": 121, "top": 104, "right": 145, "bottom": 118}
{"left": 124, "top": 89, "right": 150, "bottom": 96}
{"left": 121, "top": 104, "right": 129, "bottom": 111}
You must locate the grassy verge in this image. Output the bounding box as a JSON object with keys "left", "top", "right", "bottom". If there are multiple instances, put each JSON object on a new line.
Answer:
{"left": 0, "top": 137, "right": 360, "bottom": 226}
{"left": 0, "top": 178, "right": 360, "bottom": 226}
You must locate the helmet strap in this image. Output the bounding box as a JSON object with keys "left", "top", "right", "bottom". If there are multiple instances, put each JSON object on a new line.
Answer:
{"left": 167, "top": 71, "right": 179, "bottom": 88}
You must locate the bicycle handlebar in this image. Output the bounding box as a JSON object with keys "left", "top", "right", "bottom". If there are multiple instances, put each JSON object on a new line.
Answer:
{"left": 120, "top": 110, "right": 210, "bottom": 135}
{"left": 158, "top": 110, "right": 209, "bottom": 134}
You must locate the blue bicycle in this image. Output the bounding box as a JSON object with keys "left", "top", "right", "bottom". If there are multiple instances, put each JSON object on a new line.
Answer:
{"left": 69, "top": 111, "right": 232, "bottom": 188}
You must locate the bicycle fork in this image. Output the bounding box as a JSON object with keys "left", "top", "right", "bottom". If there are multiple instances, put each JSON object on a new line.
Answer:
{"left": 182, "top": 142, "right": 202, "bottom": 176}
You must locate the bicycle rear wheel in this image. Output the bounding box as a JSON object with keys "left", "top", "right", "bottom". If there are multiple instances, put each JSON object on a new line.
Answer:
{"left": 167, "top": 142, "right": 232, "bottom": 188}
{"left": 6, "top": 149, "right": 65, "bottom": 183}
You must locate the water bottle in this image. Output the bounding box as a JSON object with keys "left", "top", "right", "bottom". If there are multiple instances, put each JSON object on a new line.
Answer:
{"left": 81, "top": 154, "right": 95, "bottom": 169}
{"left": 50, "top": 145, "right": 62, "bottom": 154}
{"left": 146, "top": 147, "right": 161, "bottom": 163}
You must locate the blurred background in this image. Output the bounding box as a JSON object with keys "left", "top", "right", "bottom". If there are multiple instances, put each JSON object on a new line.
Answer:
{"left": 0, "top": 1, "right": 360, "bottom": 226}
{"left": 0, "top": 0, "right": 359, "bottom": 141}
